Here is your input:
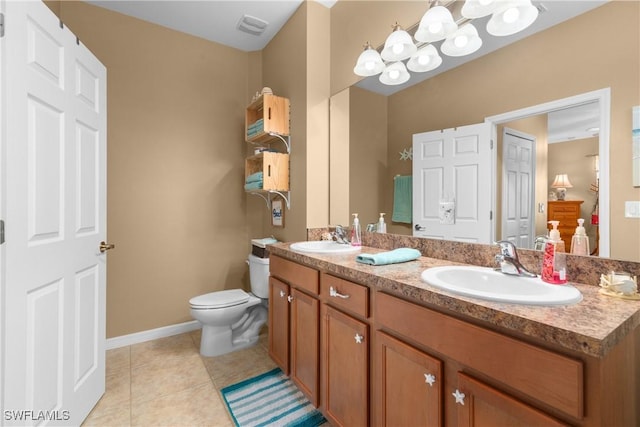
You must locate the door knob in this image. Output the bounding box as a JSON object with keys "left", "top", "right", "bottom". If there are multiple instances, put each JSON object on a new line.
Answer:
{"left": 99, "top": 241, "right": 115, "bottom": 253}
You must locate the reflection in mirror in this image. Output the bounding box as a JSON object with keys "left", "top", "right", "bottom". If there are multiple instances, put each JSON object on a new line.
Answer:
{"left": 329, "top": 2, "right": 638, "bottom": 262}
{"left": 330, "top": 88, "right": 610, "bottom": 256}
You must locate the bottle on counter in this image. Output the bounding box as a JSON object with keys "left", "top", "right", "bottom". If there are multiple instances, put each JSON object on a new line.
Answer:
{"left": 351, "top": 213, "right": 362, "bottom": 247}
{"left": 570, "top": 218, "right": 590, "bottom": 256}
{"left": 377, "top": 213, "right": 387, "bottom": 234}
{"left": 541, "top": 221, "right": 567, "bottom": 285}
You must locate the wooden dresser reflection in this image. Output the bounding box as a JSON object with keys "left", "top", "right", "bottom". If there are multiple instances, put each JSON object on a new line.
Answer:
{"left": 547, "top": 200, "right": 584, "bottom": 253}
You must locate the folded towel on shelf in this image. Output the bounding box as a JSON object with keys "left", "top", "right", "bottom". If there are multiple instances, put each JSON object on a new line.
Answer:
{"left": 244, "top": 181, "right": 263, "bottom": 191}
{"left": 356, "top": 248, "right": 421, "bottom": 266}
{"left": 245, "top": 171, "right": 264, "bottom": 184}
{"left": 392, "top": 175, "right": 412, "bottom": 224}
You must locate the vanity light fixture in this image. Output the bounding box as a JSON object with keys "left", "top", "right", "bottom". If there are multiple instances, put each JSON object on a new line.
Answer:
{"left": 379, "top": 61, "right": 411, "bottom": 86}
{"left": 414, "top": 4, "right": 458, "bottom": 42}
{"left": 407, "top": 44, "right": 443, "bottom": 72}
{"left": 381, "top": 23, "right": 417, "bottom": 61}
{"left": 440, "top": 23, "right": 483, "bottom": 57}
{"left": 353, "top": 42, "right": 385, "bottom": 76}
{"left": 460, "top": 0, "right": 500, "bottom": 19}
{"left": 353, "top": 0, "right": 540, "bottom": 86}
{"left": 551, "top": 174, "right": 573, "bottom": 201}
{"left": 487, "top": 0, "right": 539, "bottom": 36}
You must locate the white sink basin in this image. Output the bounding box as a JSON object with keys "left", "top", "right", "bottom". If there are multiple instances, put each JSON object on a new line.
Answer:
{"left": 290, "top": 241, "right": 361, "bottom": 254}
{"left": 421, "top": 266, "right": 582, "bottom": 306}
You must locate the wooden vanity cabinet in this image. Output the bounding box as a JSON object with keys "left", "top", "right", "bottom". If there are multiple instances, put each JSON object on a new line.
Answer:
{"left": 376, "top": 331, "right": 443, "bottom": 427}
{"left": 269, "top": 255, "right": 638, "bottom": 427}
{"left": 320, "top": 273, "right": 371, "bottom": 427}
{"left": 456, "top": 373, "right": 568, "bottom": 427}
{"left": 376, "top": 292, "right": 581, "bottom": 426}
{"left": 268, "top": 255, "right": 320, "bottom": 406}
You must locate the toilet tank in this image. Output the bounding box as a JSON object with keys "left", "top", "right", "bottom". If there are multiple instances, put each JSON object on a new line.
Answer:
{"left": 248, "top": 254, "right": 270, "bottom": 298}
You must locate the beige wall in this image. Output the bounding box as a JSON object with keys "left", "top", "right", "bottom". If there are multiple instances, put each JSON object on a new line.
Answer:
{"left": 329, "top": 86, "right": 388, "bottom": 227}
{"left": 57, "top": 2, "right": 251, "bottom": 337}
{"left": 331, "top": 1, "right": 639, "bottom": 261}
{"left": 350, "top": 87, "right": 389, "bottom": 227}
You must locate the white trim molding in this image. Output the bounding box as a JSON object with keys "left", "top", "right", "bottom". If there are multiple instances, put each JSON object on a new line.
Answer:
{"left": 106, "top": 320, "right": 201, "bottom": 350}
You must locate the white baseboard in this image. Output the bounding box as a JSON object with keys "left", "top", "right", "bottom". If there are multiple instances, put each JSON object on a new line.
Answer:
{"left": 106, "top": 320, "right": 201, "bottom": 350}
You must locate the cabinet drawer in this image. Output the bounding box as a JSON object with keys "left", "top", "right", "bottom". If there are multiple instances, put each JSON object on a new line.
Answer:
{"left": 376, "top": 292, "right": 584, "bottom": 419}
{"left": 320, "top": 273, "right": 369, "bottom": 318}
{"left": 270, "top": 255, "right": 319, "bottom": 295}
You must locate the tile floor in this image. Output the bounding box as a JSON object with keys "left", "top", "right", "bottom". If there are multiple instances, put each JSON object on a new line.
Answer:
{"left": 82, "top": 330, "right": 278, "bottom": 426}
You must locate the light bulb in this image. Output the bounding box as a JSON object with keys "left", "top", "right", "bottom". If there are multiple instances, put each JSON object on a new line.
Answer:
{"left": 428, "top": 22, "right": 443, "bottom": 34}
{"left": 503, "top": 7, "right": 520, "bottom": 24}
{"left": 392, "top": 43, "right": 404, "bottom": 55}
{"left": 479, "top": 0, "right": 493, "bottom": 5}
{"left": 389, "top": 69, "right": 400, "bottom": 80}
{"left": 418, "top": 55, "right": 431, "bottom": 66}
{"left": 454, "top": 35, "right": 469, "bottom": 48}
{"left": 365, "top": 61, "right": 375, "bottom": 71}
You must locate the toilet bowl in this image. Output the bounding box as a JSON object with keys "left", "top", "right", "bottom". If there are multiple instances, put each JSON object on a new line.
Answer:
{"left": 190, "top": 254, "right": 269, "bottom": 357}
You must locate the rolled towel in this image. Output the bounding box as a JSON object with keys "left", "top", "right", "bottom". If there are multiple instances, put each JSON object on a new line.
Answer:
{"left": 356, "top": 248, "right": 421, "bottom": 266}
{"left": 244, "top": 181, "right": 263, "bottom": 191}
{"left": 245, "top": 171, "right": 264, "bottom": 184}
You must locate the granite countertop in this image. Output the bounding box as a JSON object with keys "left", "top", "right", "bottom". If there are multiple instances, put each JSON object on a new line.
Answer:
{"left": 268, "top": 242, "right": 640, "bottom": 359}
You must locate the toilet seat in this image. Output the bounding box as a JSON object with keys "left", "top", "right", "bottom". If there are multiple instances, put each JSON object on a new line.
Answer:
{"left": 189, "top": 289, "right": 250, "bottom": 309}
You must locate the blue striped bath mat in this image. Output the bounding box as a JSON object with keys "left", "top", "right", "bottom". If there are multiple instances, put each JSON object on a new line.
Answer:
{"left": 221, "top": 368, "right": 326, "bottom": 427}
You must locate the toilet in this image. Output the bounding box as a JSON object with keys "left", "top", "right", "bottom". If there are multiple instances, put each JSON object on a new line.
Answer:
{"left": 189, "top": 254, "right": 269, "bottom": 357}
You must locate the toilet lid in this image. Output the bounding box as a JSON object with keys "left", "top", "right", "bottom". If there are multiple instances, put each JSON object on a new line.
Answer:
{"left": 189, "top": 289, "right": 250, "bottom": 309}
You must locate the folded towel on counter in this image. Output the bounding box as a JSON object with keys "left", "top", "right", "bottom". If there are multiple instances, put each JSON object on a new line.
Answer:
{"left": 392, "top": 175, "right": 412, "bottom": 224}
{"left": 244, "top": 181, "right": 263, "bottom": 191}
{"left": 245, "top": 171, "right": 264, "bottom": 184}
{"left": 356, "top": 248, "right": 421, "bottom": 266}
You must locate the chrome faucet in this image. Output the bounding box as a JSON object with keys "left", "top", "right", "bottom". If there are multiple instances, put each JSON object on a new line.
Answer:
{"left": 332, "top": 225, "right": 350, "bottom": 244}
{"left": 494, "top": 240, "right": 537, "bottom": 277}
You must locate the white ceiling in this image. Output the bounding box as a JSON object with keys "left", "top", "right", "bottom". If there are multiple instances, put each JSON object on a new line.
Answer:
{"left": 86, "top": 0, "right": 326, "bottom": 52}
{"left": 86, "top": 0, "right": 603, "bottom": 143}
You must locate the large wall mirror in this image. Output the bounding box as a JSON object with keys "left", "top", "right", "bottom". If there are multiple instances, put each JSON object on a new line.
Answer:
{"left": 329, "top": 1, "right": 639, "bottom": 262}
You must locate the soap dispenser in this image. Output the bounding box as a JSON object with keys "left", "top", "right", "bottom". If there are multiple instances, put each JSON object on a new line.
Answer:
{"left": 570, "top": 218, "right": 590, "bottom": 256}
{"left": 351, "top": 213, "right": 362, "bottom": 246}
{"left": 541, "top": 220, "right": 567, "bottom": 285}
{"left": 548, "top": 220, "right": 565, "bottom": 253}
{"left": 377, "top": 213, "right": 387, "bottom": 234}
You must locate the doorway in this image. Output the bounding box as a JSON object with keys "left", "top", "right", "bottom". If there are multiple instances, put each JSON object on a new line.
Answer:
{"left": 486, "top": 88, "right": 610, "bottom": 257}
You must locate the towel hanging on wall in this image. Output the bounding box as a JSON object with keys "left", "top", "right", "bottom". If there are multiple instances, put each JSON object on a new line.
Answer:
{"left": 392, "top": 175, "right": 412, "bottom": 224}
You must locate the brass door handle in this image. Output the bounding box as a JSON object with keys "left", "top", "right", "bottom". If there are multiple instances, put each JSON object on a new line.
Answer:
{"left": 99, "top": 241, "right": 115, "bottom": 253}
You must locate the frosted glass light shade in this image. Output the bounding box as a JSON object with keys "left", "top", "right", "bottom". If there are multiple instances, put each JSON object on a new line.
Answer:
{"left": 487, "top": 0, "right": 539, "bottom": 36}
{"left": 414, "top": 6, "right": 458, "bottom": 43}
{"left": 381, "top": 26, "right": 417, "bottom": 61}
{"left": 379, "top": 62, "right": 410, "bottom": 86}
{"left": 461, "top": 0, "right": 500, "bottom": 18}
{"left": 407, "top": 44, "right": 443, "bottom": 73}
{"left": 441, "top": 24, "right": 483, "bottom": 57}
{"left": 353, "top": 45, "right": 385, "bottom": 76}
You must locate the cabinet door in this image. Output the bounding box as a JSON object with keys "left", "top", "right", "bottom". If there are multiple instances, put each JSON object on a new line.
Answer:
{"left": 269, "top": 277, "right": 290, "bottom": 374}
{"left": 455, "top": 373, "right": 568, "bottom": 427}
{"left": 291, "top": 288, "right": 320, "bottom": 407}
{"left": 376, "top": 331, "right": 443, "bottom": 427}
{"left": 323, "top": 305, "right": 368, "bottom": 427}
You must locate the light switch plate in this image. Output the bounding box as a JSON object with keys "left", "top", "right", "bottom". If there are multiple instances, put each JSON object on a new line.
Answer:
{"left": 624, "top": 201, "right": 640, "bottom": 218}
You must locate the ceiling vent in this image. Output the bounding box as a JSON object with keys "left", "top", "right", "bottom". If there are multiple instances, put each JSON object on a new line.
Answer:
{"left": 237, "top": 14, "right": 269, "bottom": 36}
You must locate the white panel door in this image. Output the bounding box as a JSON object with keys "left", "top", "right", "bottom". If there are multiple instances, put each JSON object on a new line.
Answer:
{"left": 501, "top": 128, "right": 535, "bottom": 248}
{"left": 2, "top": 1, "right": 107, "bottom": 425}
{"left": 412, "top": 123, "right": 492, "bottom": 243}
